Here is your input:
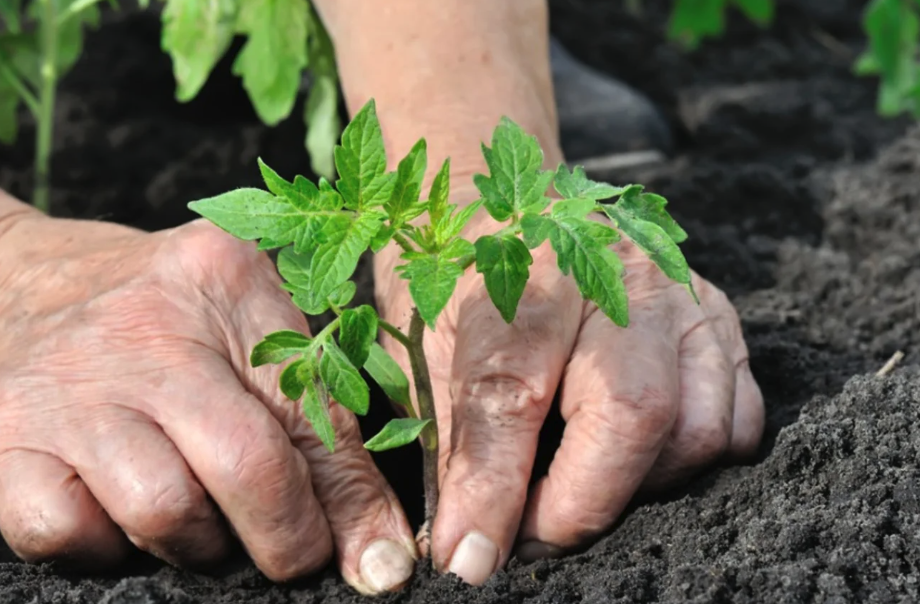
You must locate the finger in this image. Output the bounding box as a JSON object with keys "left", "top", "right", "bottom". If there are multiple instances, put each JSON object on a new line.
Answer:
{"left": 517, "top": 307, "right": 679, "bottom": 559}
{"left": 729, "top": 360, "right": 765, "bottom": 457}
{"left": 300, "top": 403, "right": 418, "bottom": 595}
{"left": 215, "top": 256, "right": 419, "bottom": 594}
{"left": 67, "top": 408, "right": 231, "bottom": 568}
{"left": 0, "top": 448, "right": 127, "bottom": 568}
{"left": 153, "top": 363, "right": 334, "bottom": 582}
{"left": 643, "top": 320, "right": 734, "bottom": 489}
{"left": 433, "top": 273, "right": 582, "bottom": 585}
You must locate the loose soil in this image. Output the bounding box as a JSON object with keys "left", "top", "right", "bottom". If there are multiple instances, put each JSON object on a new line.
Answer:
{"left": 2, "top": 0, "right": 919, "bottom": 602}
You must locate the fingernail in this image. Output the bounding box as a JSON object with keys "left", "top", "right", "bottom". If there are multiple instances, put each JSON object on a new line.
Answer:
{"left": 359, "top": 539, "right": 415, "bottom": 593}
{"left": 516, "top": 540, "right": 564, "bottom": 562}
{"left": 447, "top": 531, "right": 499, "bottom": 585}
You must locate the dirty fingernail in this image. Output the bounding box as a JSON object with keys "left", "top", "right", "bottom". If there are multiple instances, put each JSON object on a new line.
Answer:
{"left": 516, "top": 540, "right": 564, "bottom": 562}
{"left": 359, "top": 539, "right": 415, "bottom": 593}
{"left": 447, "top": 531, "right": 499, "bottom": 585}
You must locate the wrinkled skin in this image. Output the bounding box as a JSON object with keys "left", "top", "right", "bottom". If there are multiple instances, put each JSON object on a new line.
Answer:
{"left": 374, "top": 185, "right": 765, "bottom": 585}
{"left": 0, "top": 204, "right": 417, "bottom": 594}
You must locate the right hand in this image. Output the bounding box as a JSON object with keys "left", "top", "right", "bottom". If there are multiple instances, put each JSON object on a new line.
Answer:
{"left": 0, "top": 193, "right": 417, "bottom": 595}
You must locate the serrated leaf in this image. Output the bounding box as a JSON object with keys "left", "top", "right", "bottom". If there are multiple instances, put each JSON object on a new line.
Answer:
{"left": 551, "top": 197, "right": 596, "bottom": 219}
{"left": 441, "top": 237, "right": 475, "bottom": 260}
{"left": 370, "top": 225, "right": 395, "bottom": 252}
{"left": 304, "top": 8, "right": 340, "bottom": 180}
{"left": 251, "top": 330, "right": 312, "bottom": 366}
{"left": 303, "top": 367, "right": 335, "bottom": 451}
{"left": 329, "top": 280, "right": 357, "bottom": 307}
{"left": 334, "top": 99, "right": 395, "bottom": 210}
{"left": 364, "top": 418, "right": 431, "bottom": 452}
{"left": 232, "top": 0, "right": 309, "bottom": 125}
{"left": 320, "top": 340, "right": 369, "bottom": 415}
{"left": 554, "top": 164, "right": 623, "bottom": 201}
{"left": 524, "top": 214, "right": 629, "bottom": 326}
{"left": 428, "top": 158, "right": 451, "bottom": 227}
{"left": 339, "top": 305, "right": 378, "bottom": 368}
{"left": 474, "top": 117, "right": 553, "bottom": 221}
{"left": 397, "top": 256, "right": 464, "bottom": 329}
{"left": 279, "top": 358, "right": 308, "bottom": 400}
{"left": 385, "top": 138, "right": 428, "bottom": 227}
{"left": 161, "top": 0, "right": 236, "bottom": 102}
{"left": 364, "top": 343, "right": 412, "bottom": 407}
{"left": 306, "top": 209, "right": 385, "bottom": 303}
{"left": 615, "top": 186, "right": 688, "bottom": 243}
{"left": 603, "top": 203, "right": 694, "bottom": 298}
{"left": 474, "top": 235, "right": 532, "bottom": 323}
{"left": 439, "top": 200, "right": 483, "bottom": 244}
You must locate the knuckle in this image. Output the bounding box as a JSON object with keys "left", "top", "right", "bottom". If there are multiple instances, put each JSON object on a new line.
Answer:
{"left": 454, "top": 372, "right": 548, "bottom": 428}
{"left": 166, "top": 222, "right": 272, "bottom": 289}
{"left": 673, "top": 422, "right": 733, "bottom": 467}
{"left": 596, "top": 386, "right": 678, "bottom": 447}
{"left": 118, "top": 481, "right": 210, "bottom": 542}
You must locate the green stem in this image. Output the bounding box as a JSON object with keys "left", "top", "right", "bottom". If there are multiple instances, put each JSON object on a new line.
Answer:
{"left": 392, "top": 231, "right": 416, "bottom": 254}
{"left": 407, "top": 307, "right": 439, "bottom": 530}
{"left": 0, "top": 63, "right": 39, "bottom": 116}
{"left": 379, "top": 319, "right": 411, "bottom": 349}
{"left": 33, "top": 0, "right": 58, "bottom": 213}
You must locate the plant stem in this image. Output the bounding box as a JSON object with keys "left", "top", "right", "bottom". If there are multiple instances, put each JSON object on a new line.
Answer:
{"left": 33, "top": 0, "right": 58, "bottom": 213}
{"left": 379, "top": 319, "right": 411, "bottom": 348}
{"left": 407, "top": 307, "right": 439, "bottom": 530}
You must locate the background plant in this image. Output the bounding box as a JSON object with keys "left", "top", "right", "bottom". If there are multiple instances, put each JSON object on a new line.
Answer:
{"left": 0, "top": 0, "right": 339, "bottom": 213}
{"left": 188, "top": 98, "right": 696, "bottom": 534}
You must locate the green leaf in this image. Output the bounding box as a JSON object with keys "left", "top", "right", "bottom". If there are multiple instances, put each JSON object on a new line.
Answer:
{"left": 251, "top": 329, "right": 312, "bottom": 366}
{"left": 306, "top": 209, "right": 385, "bottom": 303}
{"left": 385, "top": 138, "right": 428, "bottom": 227}
{"left": 56, "top": 0, "right": 101, "bottom": 74}
{"left": 427, "top": 158, "right": 451, "bottom": 227}
{"left": 474, "top": 234, "right": 532, "bottom": 323}
{"left": 329, "top": 280, "right": 357, "bottom": 308}
{"left": 613, "top": 186, "right": 687, "bottom": 243}
{"left": 0, "top": 0, "right": 22, "bottom": 32}
{"left": 397, "top": 255, "right": 464, "bottom": 329}
{"left": 370, "top": 225, "right": 396, "bottom": 253}
{"left": 161, "top": 0, "right": 236, "bottom": 102}
{"left": 320, "top": 340, "right": 370, "bottom": 415}
{"left": 551, "top": 197, "right": 596, "bottom": 219}
{"left": 334, "top": 99, "right": 395, "bottom": 210}
{"left": 364, "top": 343, "right": 412, "bottom": 407}
{"left": 364, "top": 418, "right": 431, "bottom": 452}
{"left": 279, "top": 358, "right": 308, "bottom": 400}
{"left": 473, "top": 117, "right": 553, "bottom": 221}
{"left": 304, "top": 8, "right": 340, "bottom": 180}
{"left": 603, "top": 203, "right": 694, "bottom": 298}
{"left": 303, "top": 367, "right": 336, "bottom": 451}
{"left": 731, "top": 0, "right": 774, "bottom": 24}
{"left": 339, "top": 305, "right": 378, "bottom": 368}
{"left": 441, "top": 238, "right": 475, "bottom": 260}
{"left": 522, "top": 214, "right": 629, "bottom": 327}
{"left": 188, "top": 187, "right": 288, "bottom": 241}
{"left": 232, "top": 0, "right": 309, "bottom": 125}
{"left": 554, "top": 164, "right": 623, "bottom": 201}
{"left": 667, "top": 0, "right": 727, "bottom": 48}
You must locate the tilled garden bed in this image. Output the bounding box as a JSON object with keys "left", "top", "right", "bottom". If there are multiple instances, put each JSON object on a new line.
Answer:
{"left": 1, "top": 0, "right": 918, "bottom": 602}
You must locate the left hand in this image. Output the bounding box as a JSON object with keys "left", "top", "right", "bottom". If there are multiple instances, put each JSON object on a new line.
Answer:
{"left": 374, "top": 186, "right": 765, "bottom": 586}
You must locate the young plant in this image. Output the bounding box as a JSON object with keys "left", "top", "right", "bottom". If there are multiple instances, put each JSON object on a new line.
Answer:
{"left": 0, "top": 0, "right": 127, "bottom": 212}
{"left": 188, "top": 99, "right": 696, "bottom": 534}
{"left": 160, "top": 0, "right": 340, "bottom": 179}
{"left": 665, "top": 0, "right": 774, "bottom": 48}
{"left": 854, "top": 0, "right": 920, "bottom": 119}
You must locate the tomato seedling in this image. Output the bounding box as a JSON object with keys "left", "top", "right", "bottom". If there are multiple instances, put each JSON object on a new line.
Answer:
{"left": 189, "top": 98, "right": 696, "bottom": 532}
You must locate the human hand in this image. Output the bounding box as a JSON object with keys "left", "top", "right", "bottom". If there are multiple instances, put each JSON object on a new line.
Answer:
{"left": 0, "top": 195, "right": 417, "bottom": 595}
{"left": 374, "top": 183, "right": 765, "bottom": 586}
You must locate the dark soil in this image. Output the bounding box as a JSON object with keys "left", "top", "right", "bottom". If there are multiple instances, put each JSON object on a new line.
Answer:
{"left": 2, "top": 0, "right": 919, "bottom": 602}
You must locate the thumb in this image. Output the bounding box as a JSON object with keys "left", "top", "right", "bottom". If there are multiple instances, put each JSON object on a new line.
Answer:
{"left": 432, "top": 265, "right": 582, "bottom": 585}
